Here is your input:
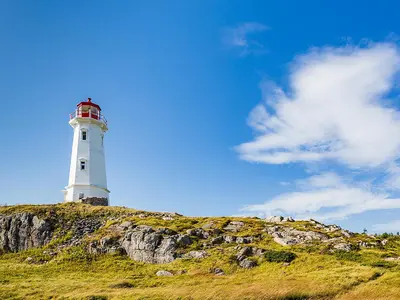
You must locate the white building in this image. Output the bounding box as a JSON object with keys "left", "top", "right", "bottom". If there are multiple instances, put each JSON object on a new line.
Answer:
{"left": 63, "top": 98, "right": 110, "bottom": 204}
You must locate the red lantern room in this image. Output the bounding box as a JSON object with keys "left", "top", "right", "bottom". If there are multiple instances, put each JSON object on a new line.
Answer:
{"left": 70, "top": 98, "right": 107, "bottom": 125}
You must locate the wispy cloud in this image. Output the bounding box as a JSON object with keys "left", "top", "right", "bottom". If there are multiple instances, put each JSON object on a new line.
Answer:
{"left": 243, "top": 172, "right": 400, "bottom": 221}
{"left": 222, "top": 22, "right": 269, "bottom": 56}
{"left": 237, "top": 42, "right": 400, "bottom": 221}
{"left": 372, "top": 219, "right": 400, "bottom": 233}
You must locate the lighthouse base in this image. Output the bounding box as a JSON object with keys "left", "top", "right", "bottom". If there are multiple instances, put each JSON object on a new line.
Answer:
{"left": 79, "top": 197, "right": 109, "bottom": 206}
{"left": 63, "top": 184, "right": 110, "bottom": 204}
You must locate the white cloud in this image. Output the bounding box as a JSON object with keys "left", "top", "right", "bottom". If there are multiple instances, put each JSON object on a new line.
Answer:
{"left": 222, "top": 22, "right": 269, "bottom": 55}
{"left": 372, "top": 219, "right": 400, "bottom": 233}
{"left": 237, "top": 42, "right": 400, "bottom": 221}
{"left": 237, "top": 43, "right": 400, "bottom": 168}
{"left": 242, "top": 172, "right": 400, "bottom": 221}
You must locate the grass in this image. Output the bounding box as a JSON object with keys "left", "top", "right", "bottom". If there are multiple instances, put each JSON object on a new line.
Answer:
{"left": 1, "top": 203, "right": 400, "bottom": 299}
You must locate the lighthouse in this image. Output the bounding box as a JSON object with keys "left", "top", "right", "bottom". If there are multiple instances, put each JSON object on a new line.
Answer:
{"left": 63, "top": 98, "right": 110, "bottom": 205}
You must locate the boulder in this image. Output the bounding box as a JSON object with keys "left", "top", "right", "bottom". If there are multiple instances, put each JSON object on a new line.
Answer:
{"left": 186, "top": 228, "right": 209, "bottom": 239}
{"left": 176, "top": 234, "right": 192, "bottom": 246}
{"left": 210, "top": 268, "right": 225, "bottom": 275}
{"left": 121, "top": 226, "right": 186, "bottom": 264}
{"left": 210, "top": 236, "right": 224, "bottom": 245}
{"left": 265, "top": 216, "right": 294, "bottom": 223}
{"left": 239, "top": 258, "right": 257, "bottom": 269}
{"left": 184, "top": 250, "right": 208, "bottom": 259}
{"left": 156, "top": 270, "right": 173, "bottom": 276}
{"left": 223, "top": 221, "right": 244, "bottom": 232}
{"left": 333, "top": 243, "right": 353, "bottom": 252}
{"left": 265, "top": 225, "right": 329, "bottom": 246}
{"left": 223, "top": 235, "right": 236, "bottom": 243}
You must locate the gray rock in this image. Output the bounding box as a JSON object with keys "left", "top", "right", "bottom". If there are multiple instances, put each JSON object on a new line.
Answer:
{"left": 176, "top": 234, "right": 192, "bottom": 246}
{"left": 88, "top": 236, "right": 125, "bottom": 255}
{"left": 210, "top": 236, "right": 224, "bottom": 245}
{"left": 184, "top": 250, "right": 208, "bottom": 259}
{"left": 265, "top": 216, "right": 284, "bottom": 223}
{"left": 325, "top": 224, "right": 341, "bottom": 232}
{"left": 381, "top": 239, "right": 388, "bottom": 246}
{"left": 223, "top": 235, "right": 237, "bottom": 243}
{"left": 236, "top": 246, "right": 252, "bottom": 261}
{"left": 236, "top": 236, "right": 254, "bottom": 244}
{"left": 121, "top": 226, "right": 180, "bottom": 264}
{"left": 333, "top": 243, "right": 353, "bottom": 252}
{"left": 211, "top": 268, "right": 225, "bottom": 275}
{"left": 265, "top": 216, "right": 294, "bottom": 223}
{"left": 118, "top": 221, "right": 133, "bottom": 230}
{"left": 186, "top": 228, "right": 209, "bottom": 239}
{"left": 239, "top": 258, "right": 257, "bottom": 269}
{"left": 0, "top": 213, "right": 53, "bottom": 252}
{"left": 223, "top": 221, "right": 244, "bottom": 232}
{"left": 340, "top": 230, "right": 353, "bottom": 238}
{"left": 265, "top": 225, "right": 329, "bottom": 246}
{"left": 156, "top": 270, "right": 173, "bottom": 276}
{"left": 358, "top": 241, "right": 379, "bottom": 248}
{"left": 236, "top": 246, "right": 264, "bottom": 261}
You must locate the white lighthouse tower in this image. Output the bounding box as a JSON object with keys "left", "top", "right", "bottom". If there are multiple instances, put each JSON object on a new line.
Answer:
{"left": 63, "top": 98, "right": 110, "bottom": 204}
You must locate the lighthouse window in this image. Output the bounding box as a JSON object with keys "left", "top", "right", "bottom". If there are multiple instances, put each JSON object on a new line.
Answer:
{"left": 81, "top": 130, "right": 87, "bottom": 141}
{"left": 80, "top": 161, "right": 86, "bottom": 170}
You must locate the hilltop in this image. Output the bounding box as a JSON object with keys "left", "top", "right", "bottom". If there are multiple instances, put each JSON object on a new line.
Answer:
{"left": 0, "top": 203, "right": 399, "bottom": 300}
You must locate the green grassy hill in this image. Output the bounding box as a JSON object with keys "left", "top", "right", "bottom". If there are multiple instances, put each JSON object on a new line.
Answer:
{"left": 0, "top": 203, "right": 399, "bottom": 300}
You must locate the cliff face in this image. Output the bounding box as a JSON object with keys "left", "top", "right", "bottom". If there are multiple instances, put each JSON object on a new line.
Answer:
{"left": 0, "top": 213, "right": 53, "bottom": 252}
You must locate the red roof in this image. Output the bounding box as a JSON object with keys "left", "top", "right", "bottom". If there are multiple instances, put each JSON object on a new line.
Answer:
{"left": 77, "top": 98, "right": 101, "bottom": 111}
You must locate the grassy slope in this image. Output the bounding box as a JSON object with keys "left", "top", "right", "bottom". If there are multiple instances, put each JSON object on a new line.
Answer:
{"left": 0, "top": 203, "right": 399, "bottom": 300}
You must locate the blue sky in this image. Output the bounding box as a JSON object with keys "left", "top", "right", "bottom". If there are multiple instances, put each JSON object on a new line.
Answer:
{"left": 2, "top": 0, "right": 400, "bottom": 233}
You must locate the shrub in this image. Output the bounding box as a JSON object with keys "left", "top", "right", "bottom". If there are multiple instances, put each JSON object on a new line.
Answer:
{"left": 278, "top": 293, "right": 309, "bottom": 300}
{"left": 264, "top": 250, "right": 296, "bottom": 263}
{"left": 370, "top": 261, "right": 396, "bottom": 269}
{"left": 369, "top": 272, "right": 383, "bottom": 281}
{"left": 86, "top": 296, "right": 107, "bottom": 300}
{"left": 109, "top": 281, "right": 134, "bottom": 288}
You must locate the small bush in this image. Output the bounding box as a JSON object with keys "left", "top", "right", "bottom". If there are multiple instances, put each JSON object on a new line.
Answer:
{"left": 109, "top": 281, "right": 134, "bottom": 288}
{"left": 86, "top": 296, "right": 107, "bottom": 300}
{"left": 264, "top": 250, "right": 296, "bottom": 263}
{"left": 370, "top": 261, "right": 396, "bottom": 269}
{"left": 369, "top": 272, "right": 383, "bottom": 281}
{"left": 334, "top": 250, "right": 361, "bottom": 262}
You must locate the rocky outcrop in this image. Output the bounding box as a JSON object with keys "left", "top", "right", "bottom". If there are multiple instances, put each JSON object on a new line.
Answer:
{"left": 0, "top": 213, "right": 53, "bottom": 252}
{"left": 224, "top": 221, "right": 244, "bottom": 232}
{"left": 88, "top": 236, "right": 125, "bottom": 255}
{"left": 265, "top": 225, "right": 329, "bottom": 246}
{"left": 186, "top": 228, "right": 209, "bottom": 239}
{"left": 121, "top": 225, "right": 190, "bottom": 264}
{"left": 333, "top": 243, "right": 353, "bottom": 252}
{"left": 235, "top": 246, "right": 264, "bottom": 268}
{"left": 265, "top": 216, "right": 294, "bottom": 223}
